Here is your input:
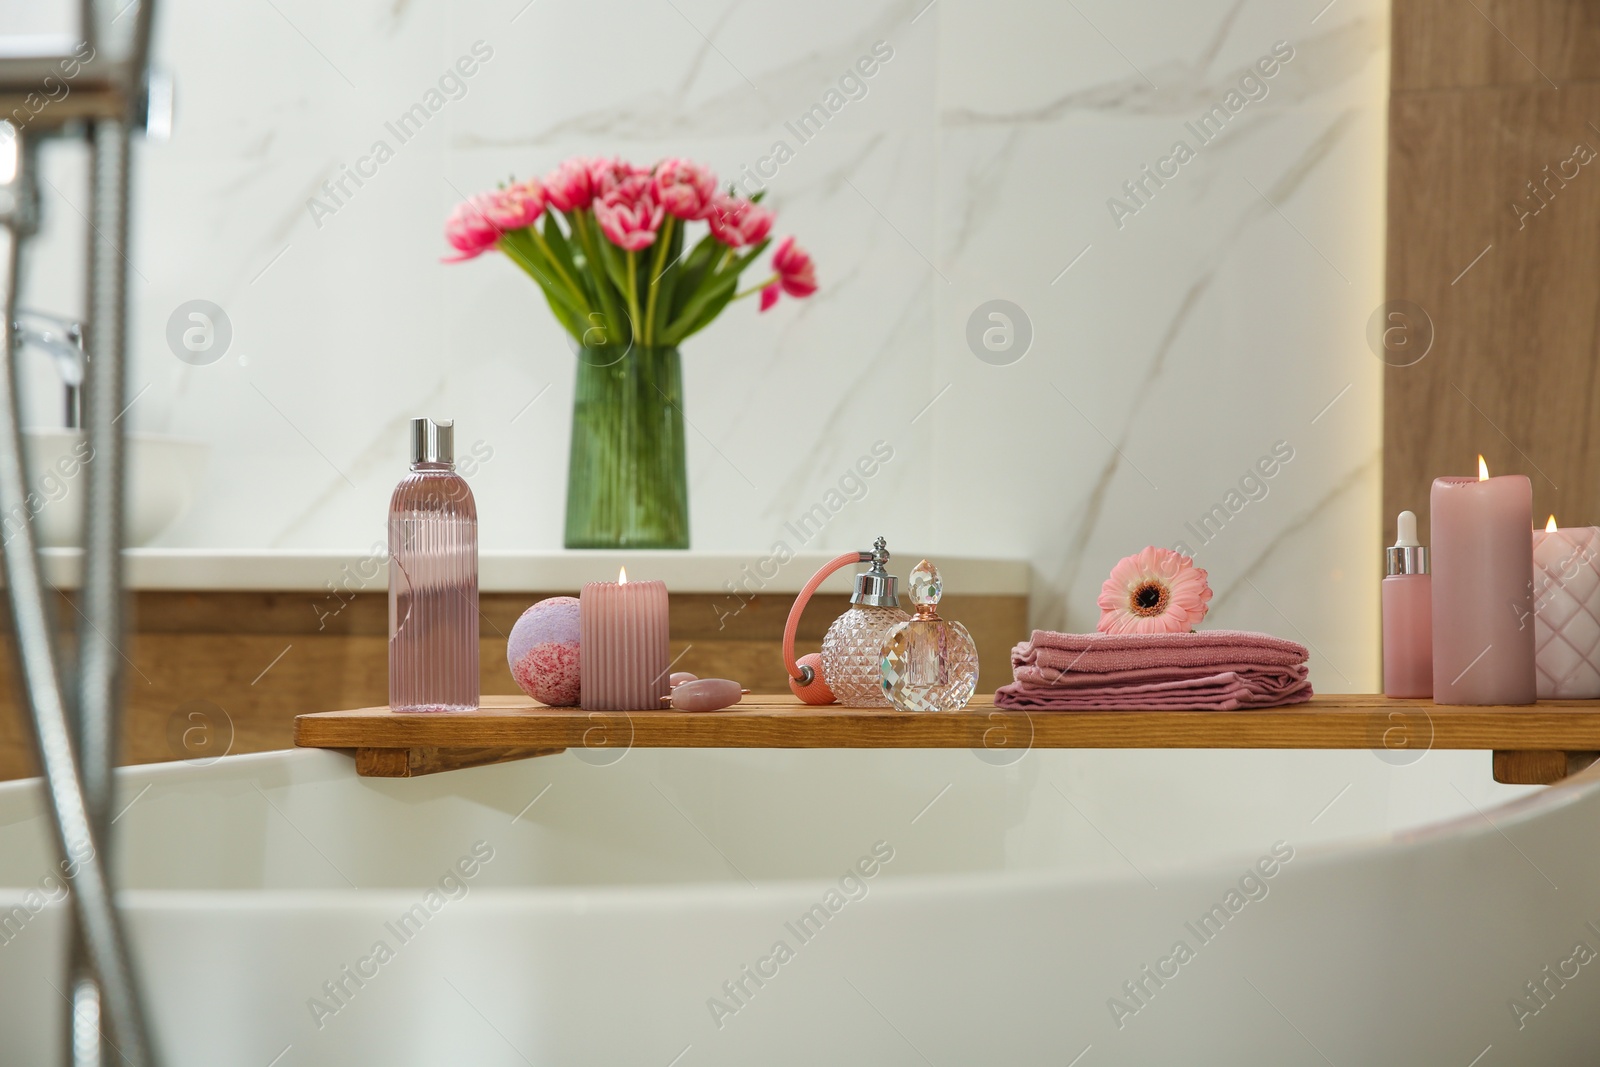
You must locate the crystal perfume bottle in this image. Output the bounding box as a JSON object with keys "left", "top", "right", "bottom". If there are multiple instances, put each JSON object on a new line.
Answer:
{"left": 389, "top": 418, "right": 479, "bottom": 712}
{"left": 820, "top": 537, "right": 910, "bottom": 707}
{"left": 880, "top": 560, "right": 979, "bottom": 712}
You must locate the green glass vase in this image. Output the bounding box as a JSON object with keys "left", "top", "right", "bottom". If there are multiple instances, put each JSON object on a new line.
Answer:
{"left": 563, "top": 345, "right": 689, "bottom": 549}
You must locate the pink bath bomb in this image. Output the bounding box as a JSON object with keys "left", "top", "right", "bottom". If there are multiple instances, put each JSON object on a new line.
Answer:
{"left": 507, "top": 596, "right": 581, "bottom": 706}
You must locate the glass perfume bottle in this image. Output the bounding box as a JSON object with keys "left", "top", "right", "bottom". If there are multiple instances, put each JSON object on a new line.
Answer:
{"left": 389, "top": 418, "right": 479, "bottom": 712}
{"left": 821, "top": 537, "right": 910, "bottom": 707}
{"left": 880, "top": 560, "right": 979, "bottom": 712}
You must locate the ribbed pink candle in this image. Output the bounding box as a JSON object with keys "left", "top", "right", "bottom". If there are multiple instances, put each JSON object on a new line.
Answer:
{"left": 1430, "top": 470, "right": 1535, "bottom": 705}
{"left": 580, "top": 573, "right": 670, "bottom": 710}
{"left": 1532, "top": 521, "right": 1600, "bottom": 699}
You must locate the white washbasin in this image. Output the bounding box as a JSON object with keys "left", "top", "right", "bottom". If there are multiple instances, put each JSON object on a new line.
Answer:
{"left": 21, "top": 429, "right": 207, "bottom": 547}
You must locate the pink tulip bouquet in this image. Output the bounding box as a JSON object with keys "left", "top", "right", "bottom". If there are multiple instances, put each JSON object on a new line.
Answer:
{"left": 442, "top": 156, "right": 816, "bottom": 550}
{"left": 443, "top": 157, "right": 817, "bottom": 349}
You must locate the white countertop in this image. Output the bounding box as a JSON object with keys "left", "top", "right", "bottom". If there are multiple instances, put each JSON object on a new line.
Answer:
{"left": 36, "top": 549, "right": 1032, "bottom": 596}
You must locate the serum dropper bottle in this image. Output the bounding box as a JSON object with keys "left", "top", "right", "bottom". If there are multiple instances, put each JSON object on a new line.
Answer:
{"left": 1383, "top": 509, "right": 1432, "bottom": 699}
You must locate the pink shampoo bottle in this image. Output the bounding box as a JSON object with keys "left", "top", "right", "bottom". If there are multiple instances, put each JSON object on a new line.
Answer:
{"left": 388, "top": 418, "right": 479, "bottom": 712}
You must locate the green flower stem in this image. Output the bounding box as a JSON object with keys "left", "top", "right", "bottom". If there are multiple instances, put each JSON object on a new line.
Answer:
{"left": 732, "top": 272, "right": 779, "bottom": 301}
{"left": 495, "top": 233, "right": 584, "bottom": 327}
{"left": 625, "top": 250, "right": 643, "bottom": 338}
{"left": 527, "top": 224, "right": 587, "bottom": 313}
{"left": 643, "top": 216, "right": 675, "bottom": 346}
{"left": 573, "top": 211, "right": 626, "bottom": 345}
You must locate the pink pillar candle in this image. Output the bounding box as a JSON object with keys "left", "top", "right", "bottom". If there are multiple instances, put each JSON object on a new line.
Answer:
{"left": 1532, "top": 522, "right": 1600, "bottom": 699}
{"left": 580, "top": 573, "right": 671, "bottom": 711}
{"left": 1430, "top": 472, "right": 1535, "bottom": 705}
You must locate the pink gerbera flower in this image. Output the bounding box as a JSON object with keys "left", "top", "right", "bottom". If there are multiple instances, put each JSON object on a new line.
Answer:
{"left": 1096, "top": 547, "right": 1212, "bottom": 634}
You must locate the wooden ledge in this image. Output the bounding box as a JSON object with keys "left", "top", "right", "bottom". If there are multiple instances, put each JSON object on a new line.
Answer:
{"left": 294, "top": 694, "right": 1600, "bottom": 782}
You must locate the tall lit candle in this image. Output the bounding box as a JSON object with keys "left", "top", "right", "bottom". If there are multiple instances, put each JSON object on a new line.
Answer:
{"left": 1430, "top": 457, "right": 1535, "bottom": 705}
{"left": 1532, "top": 514, "right": 1600, "bottom": 699}
{"left": 580, "top": 567, "right": 671, "bottom": 711}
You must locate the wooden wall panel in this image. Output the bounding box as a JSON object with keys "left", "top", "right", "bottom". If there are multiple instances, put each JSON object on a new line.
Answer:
{"left": 1384, "top": 1, "right": 1600, "bottom": 545}
{"left": 0, "top": 589, "right": 1028, "bottom": 783}
{"left": 1393, "top": 0, "right": 1600, "bottom": 91}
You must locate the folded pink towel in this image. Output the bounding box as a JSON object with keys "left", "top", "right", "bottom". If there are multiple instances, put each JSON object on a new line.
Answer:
{"left": 995, "top": 629, "right": 1312, "bottom": 711}
{"left": 1012, "top": 661, "right": 1308, "bottom": 691}
{"left": 998, "top": 669, "right": 1311, "bottom": 710}
{"left": 1014, "top": 629, "right": 1308, "bottom": 672}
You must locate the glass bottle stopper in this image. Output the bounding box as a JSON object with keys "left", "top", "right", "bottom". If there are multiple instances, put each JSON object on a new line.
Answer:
{"left": 909, "top": 559, "right": 942, "bottom": 618}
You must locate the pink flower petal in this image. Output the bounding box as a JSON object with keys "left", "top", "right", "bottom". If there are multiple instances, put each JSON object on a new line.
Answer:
{"left": 1096, "top": 546, "right": 1211, "bottom": 635}
{"left": 707, "top": 195, "right": 775, "bottom": 248}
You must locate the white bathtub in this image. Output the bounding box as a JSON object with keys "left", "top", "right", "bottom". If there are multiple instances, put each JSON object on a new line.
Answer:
{"left": 0, "top": 743, "right": 1594, "bottom": 1065}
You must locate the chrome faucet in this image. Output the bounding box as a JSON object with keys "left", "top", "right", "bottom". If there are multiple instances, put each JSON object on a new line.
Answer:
{"left": 14, "top": 309, "right": 85, "bottom": 428}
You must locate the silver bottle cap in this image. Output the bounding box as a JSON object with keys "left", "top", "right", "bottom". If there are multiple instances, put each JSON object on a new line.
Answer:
{"left": 851, "top": 536, "right": 900, "bottom": 607}
{"left": 411, "top": 417, "right": 454, "bottom": 466}
{"left": 1386, "top": 545, "right": 1428, "bottom": 576}
{"left": 1386, "top": 509, "right": 1428, "bottom": 575}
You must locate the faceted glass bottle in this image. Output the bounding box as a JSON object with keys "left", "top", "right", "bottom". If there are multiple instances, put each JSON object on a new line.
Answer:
{"left": 389, "top": 418, "right": 479, "bottom": 712}
{"left": 821, "top": 537, "right": 909, "bottom": 707}
{"left": 881, "top": 560, "right": 979, "bottom": 712}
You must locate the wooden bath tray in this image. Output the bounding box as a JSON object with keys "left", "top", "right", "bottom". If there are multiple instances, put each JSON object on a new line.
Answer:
{"left": 293, "top": 694, "right": 1600, "bottom": 784}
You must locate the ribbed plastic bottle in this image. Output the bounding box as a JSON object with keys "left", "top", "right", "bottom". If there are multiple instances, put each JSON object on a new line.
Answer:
{"left": 388, "top": 418, "right": 479, "bottom": 711}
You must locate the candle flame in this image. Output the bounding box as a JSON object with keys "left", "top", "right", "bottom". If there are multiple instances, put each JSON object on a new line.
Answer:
{"left": 1548, "top": 515, "right": 1559, "bottom": 532}
{"left": 1478, "top": 455, "right": 1489, "bottom": 481}
{"left": 618, "top": 566, "right": 628, "bottom": 584}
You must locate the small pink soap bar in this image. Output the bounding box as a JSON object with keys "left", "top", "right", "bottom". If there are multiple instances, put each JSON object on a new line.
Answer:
{"left": 668, "top": 678, "right": 742, "bottom": 712}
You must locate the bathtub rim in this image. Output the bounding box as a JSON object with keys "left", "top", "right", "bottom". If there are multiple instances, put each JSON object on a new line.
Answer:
{"left": 0, "top": 746, "right": 1591, "bottom": 903}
